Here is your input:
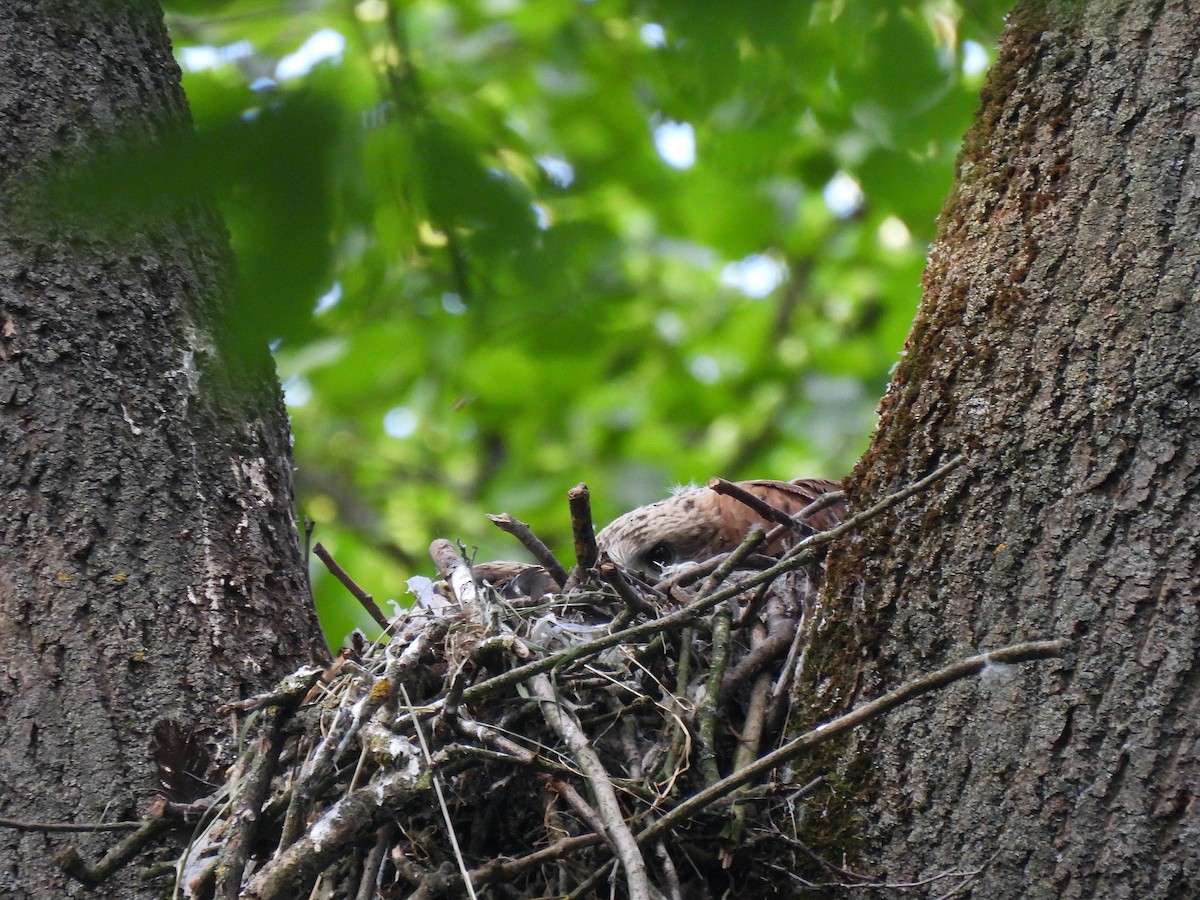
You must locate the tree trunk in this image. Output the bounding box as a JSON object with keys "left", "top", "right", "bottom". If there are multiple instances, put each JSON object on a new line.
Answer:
{"left": 0, "top": 2, "right": 327, "bottom": 897}
{"left": 808, "top": 1, "right": 1200, "bottom": 896}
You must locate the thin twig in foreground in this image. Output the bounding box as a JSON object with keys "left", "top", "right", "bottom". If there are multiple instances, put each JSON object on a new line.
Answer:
{"left": 528, "top": 673, "right": 653, "bottom": 900}
{"left": 0, "top": 817, "right": 143, "bottom": 833}
{"left": 762, "top": 489, "right": 847, "bottom": 547}
{"left": 314, "top": 542, "right": 391, "bottom": 631}
{"left": 709, "top": 478, "right": 798, "bottom": 528}
{"left": 637, "top": 639, "right": 1067, "bottom": 846}
{"left": 486, "top": 513, "right": 570, "bottom": 588}
{"left": 402, "top": 684, "right": 479, "bottom": 900}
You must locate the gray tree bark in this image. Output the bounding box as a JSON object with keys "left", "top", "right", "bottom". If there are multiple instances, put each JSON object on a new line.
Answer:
{"left": 807, "top": 1, "right": 1200, "bottom": 896}
{"left": 0, "top": 2, "right": 327, "bottom": 897}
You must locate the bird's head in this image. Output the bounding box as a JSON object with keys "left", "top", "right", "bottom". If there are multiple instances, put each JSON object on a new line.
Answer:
{"left": 594, "top": 487, "right": 728, "bottom": 578}
{"left": 595, "top": 478, "right": 845, "bottom": 580}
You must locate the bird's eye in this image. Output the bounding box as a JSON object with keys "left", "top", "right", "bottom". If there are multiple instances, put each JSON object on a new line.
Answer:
{"left": 646, "top": 542, "right": 674, "bottom": 571}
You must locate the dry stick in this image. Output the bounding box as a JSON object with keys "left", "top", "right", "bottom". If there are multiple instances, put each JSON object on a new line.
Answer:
{"left": 656, "top": 552, "right": 778, "bottom": 592}
{"left": 600, "top": 562, "right": 659, "bottom": 619}
{"left": 528, "top": 672, "right": 654, "bottom": 900}
{"left": 460, "top": 530, "right": 822, "bottom": 703}
{"left": 279, "top": 619, "right": 448, "bottom": 850}
{"left": 486, "top": 513, "right": 570, "bottom": 588}
{"left": 731, "top": 629, "right": 773, "bottom": 772}
{"left": 708, "top": 478, "right": 798, "bottom": 529}
{"left": 0, "top": 817, "right": 143, "bottom": 833}
{"left": 636, "top": 639, "right": 1068, "bottom": 847}
{"left": 430, "top": 538, "right": 479, "bottom": 616}
{"left": 217, "top": 666, "right": 324, "bottom": 715}
{"left": 654, "top": 626, "right": 695, "bottom": 784}
{"left": 467, "top": 831, "right": 606, "bottom": 884}
{"left": 245, "top": 769, "right": 429, "bottom": 900}
{"left": 213, "top": 706, "right": 290, "bottom": 900}
{"left": 407, "top": 863, "right": 456, "bottom": 900}
{"left": 314, "top": 542, "right": 392, "bottom": 631}
{"left": 401, "top": 684, "right": 479, "bottom": 900}
{"left": 656, "top": 487, "right": 847, "bottom": 595}
{"left": 653, "top": 839, "right": 683, "bottom": 900}
{"left": 355, "top": 824, "right": 396, "bottom": 900}
{"left": 697, "top": 524, "right": 767, "bottom": 594}
{"left": 444, "top": 633, "right": 534, "bottom": 729}
{"left": 452, "top": 720, "right": 581, "bottom": 780}
{"left": 552, "top": 779, "right": 612, "bottom": 839}
{"left": 787, "top": 456, "right": 962, "bottom": 559}
{"left": 54, "top": 819, "right": 172, "bottom": 887}
{"left": 696, "top": 608, "right": 731, "bottom": 788}
{"left": 762, "top": 490, "right": 847, "bottom": 547}
{"left": 767, "top": 598, "right": 813, "bottom": 731}
{"left": 726, "top": 666, "right": 774, "bottom": 849}
{"left": 721, "top": 598, "right": 794, "bottom": 704}
{"left": 567, "top": 482, "right": 599, "bottom": 570}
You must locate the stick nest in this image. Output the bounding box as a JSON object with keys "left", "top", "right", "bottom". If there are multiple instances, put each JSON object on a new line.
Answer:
{"left": 177, "top": 516, "right": 840, "bottom": 900}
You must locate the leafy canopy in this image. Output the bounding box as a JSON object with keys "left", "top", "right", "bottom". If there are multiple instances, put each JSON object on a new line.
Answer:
{"left": 164, "top": 0, "right": 1008, "bottom": 642}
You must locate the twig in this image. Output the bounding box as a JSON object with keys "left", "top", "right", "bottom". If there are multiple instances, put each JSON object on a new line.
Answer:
{"left": 599, "top": 562, "right": 658, "bottom": 619}
{"left": 778, "top": 455, "right": 964, "bottom": 563}
{"left": 731, "top": 634, "right": 773, "bottom": 772}
{"left": 406, "top": 862, "right": 456, "bottom": 900}
{"left": 549, "top": 779, "right": 611, "bottom": 839}
{"left": 709, "top": 478, "right": 797, "bottom": 528}
{"left": 280, "top": 619, "right": 448, "bottom": 849}
{"left": 465, "top": 832, "right": 606, "bottom": 885}
{"left": 244, "top": 769, "right": 428, "bottom": 900}
{"left": 528, "top": 672, "right": 653, "bottom": 900}
{"left": 697, "top": 525, "right": 767, "bottom": 594}
{"left": 0, "top": 817, "right": 144, "bottom": 833}
{"left": 451, "top": 718, "right": 578, "bottom": 779}
{"left": 486, "top": 513, "right": 569, "bottom": 588}
{"left": 213, "top": 706, "right": 290, "bottom": 900}
{"left": 430, "top": 538, "right": 479, "bottom": 616}
{"left": 456, "top": 544, "right": 815, "bottom": 709}
{"left": 314, "top": 542, "right": 392, "bottom": 631}
{"left": 768, "top": 592, "right": 813, "bottom": 730}
{"left": 721, "top": 597, "right": 794, "bottom": 704}
{"left": 654, "top": 839, "right": 683, "bottom": 900}
{"left": 762, "top": 490, "right": 847, "bottom": 547}
{"left": 216, "top": 665, "right": 324, "bottom": 715}
{"left": 54, "top": 819, "right": 171, "bottom": 887}
{"left": 697, "top": 608, "right": 731, "bottom": 787}
{"left": 402, "top": 683, "right": 479, "bottom": 900}
{"left": 355, "top": 824, "right": 396, "bottom": 900}
{"left": 654, "top": 627, "right": 695, "bottom": 783}
{"left": 636, "top": 639, "right": 1068, "bottom": 846}
{"left": 567, "top": 483, "right": 599, "bottom": 570}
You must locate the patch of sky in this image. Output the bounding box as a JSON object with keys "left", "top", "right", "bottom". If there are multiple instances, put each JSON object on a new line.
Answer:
{"left": 276, "top": 29, "right": 346, "bottom": 81}
{"left": 653, "top": 120, "right": 696, "bottom": 170}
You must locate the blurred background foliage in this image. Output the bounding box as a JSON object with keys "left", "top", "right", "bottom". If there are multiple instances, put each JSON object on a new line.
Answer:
{"left": 163, "top": 0, "right": 1008, "bottom": 644}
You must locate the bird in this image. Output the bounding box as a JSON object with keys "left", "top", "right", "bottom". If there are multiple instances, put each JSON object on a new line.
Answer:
{"left": 594, "top": 478, "right": 845, "bottom": 579}
{"left": 471, "top": 560, "right": 559, "bottom": 602}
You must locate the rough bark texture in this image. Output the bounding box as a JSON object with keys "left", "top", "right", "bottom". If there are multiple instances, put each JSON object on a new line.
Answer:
{"left": 806, "top": 1, "right": 1200, "bottom": 896}
{"left": 0, "top": 2, "right": 328, "bottom": 897}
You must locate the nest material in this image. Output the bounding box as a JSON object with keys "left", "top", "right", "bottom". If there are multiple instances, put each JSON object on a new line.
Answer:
{"left": 178, "top": 523, "right": 841, "bottom": 900}
{"left": 42, "top": 457, "right": 1065, "bottom": 897}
